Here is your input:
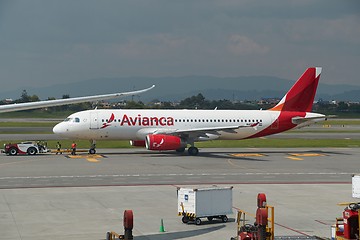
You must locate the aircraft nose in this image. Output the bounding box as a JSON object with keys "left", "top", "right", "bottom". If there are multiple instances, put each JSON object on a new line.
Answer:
{"left": 53, "top": 123, "right": 66, "bottom": 135}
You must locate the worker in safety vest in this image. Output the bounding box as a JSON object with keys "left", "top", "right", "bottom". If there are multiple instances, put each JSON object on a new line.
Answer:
{"left": 56, "top": 142, "right": 62, "bottom": 155}
{"left": 71, "top": 142, "right": 77, "bottom": 155}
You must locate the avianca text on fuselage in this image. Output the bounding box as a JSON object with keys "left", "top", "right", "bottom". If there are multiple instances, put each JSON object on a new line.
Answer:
{"left": 108, "top": 114, "right": 175, "bottom": 127}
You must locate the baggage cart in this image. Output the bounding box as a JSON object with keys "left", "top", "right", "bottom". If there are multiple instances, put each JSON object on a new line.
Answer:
{"left": 177, "top": 186, "right": 233, "bottom": 225}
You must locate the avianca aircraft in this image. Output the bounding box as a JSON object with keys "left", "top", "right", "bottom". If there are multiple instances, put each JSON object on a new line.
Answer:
{"left": 53, "top": 67, "right": 326, "bottom": 156}
{"left": 0, "top": 85, "right": 155, "bottom": 113}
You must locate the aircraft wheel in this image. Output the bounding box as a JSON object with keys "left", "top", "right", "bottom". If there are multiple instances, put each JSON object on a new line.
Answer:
{"left": 188, "top": 147, "right": 199, "bottom": 156}
{"left": 89, "top": 149, "right": 96, "bottom": 154}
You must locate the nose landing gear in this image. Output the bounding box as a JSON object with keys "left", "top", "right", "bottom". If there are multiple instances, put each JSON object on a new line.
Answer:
{"left": 89, "top": 140, "right": 96, "bottom": 154}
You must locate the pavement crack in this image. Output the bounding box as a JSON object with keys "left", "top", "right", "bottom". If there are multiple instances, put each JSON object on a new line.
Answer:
{"left": 3, "top": 193, "right": 23, "bottom": 240}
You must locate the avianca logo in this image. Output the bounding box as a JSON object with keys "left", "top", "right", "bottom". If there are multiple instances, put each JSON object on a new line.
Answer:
{"left": 120, "top": 114, "right": 174, "bottom": 126}
{"left": 100, "top": 113, "right": 175, "bottom": 128}
{"left": 153, "top": 138, "right": 164, "bottom": 148}
{"left": 101, "top": 113, "right": 115, "bottom": 129}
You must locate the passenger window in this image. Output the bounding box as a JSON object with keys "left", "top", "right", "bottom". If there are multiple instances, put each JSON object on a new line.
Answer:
{"left": 75, "top": 118, "right": 80, "bottom": 123}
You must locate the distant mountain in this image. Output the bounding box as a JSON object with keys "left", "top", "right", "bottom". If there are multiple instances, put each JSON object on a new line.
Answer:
{"left": 1, "top": 76, "right": 360, "bottom": 102}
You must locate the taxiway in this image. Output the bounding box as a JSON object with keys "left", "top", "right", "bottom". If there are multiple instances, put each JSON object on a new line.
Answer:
{"left": 0, "top": 148, "right": 358, "bottom": 239}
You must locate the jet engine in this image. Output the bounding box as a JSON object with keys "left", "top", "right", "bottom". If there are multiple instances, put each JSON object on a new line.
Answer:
{"left": 129, "top": 140, "right": 146, "bottom": 147}
{"left": 145, "top": 134, "right": 186, "bottom": 151}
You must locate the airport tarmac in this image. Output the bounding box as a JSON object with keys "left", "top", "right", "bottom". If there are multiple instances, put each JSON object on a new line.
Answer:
{"left": 0, "top": 148, "right": 358, "bottom": 240}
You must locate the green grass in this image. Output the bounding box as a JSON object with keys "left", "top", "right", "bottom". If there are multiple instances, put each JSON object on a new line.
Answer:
{"left": 0, "top": 122, "right": 57, "bottom": 127}
{"left": 0, "top": 110, "right": 73, "bottom": 119}
{"left": 320, "top": 120, "right": 360, "bottom": 125}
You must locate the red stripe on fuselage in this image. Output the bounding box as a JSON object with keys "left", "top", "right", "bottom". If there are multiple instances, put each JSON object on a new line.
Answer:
{"left": 246, "top": 111, "right": 306, "bottom": 139}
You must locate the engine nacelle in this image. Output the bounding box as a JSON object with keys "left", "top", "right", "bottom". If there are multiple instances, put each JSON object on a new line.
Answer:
{"left": 129, "top": 140, "right": 146, "bottom": 147}
{"left": 145, "top": 134, "right": 186, "bottom": 151}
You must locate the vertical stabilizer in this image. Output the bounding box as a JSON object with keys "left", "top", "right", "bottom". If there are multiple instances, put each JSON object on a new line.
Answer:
{"left": 271, "top": 67, "right": 321, "bottom": 112}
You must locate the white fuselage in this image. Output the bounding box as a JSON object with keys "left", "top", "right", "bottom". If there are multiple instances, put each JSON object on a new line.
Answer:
{"left": 53, "top": 109, "right": 324, "bottom": 141}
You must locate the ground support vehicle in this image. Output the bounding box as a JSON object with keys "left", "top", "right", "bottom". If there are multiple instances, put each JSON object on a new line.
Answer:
{"left": 334, "top": 203, "right": 360, "bottom": 240}
{"left": 333, "top": 175, "right": 360, "bottom": 240}
{"left": 231, "top": 193, "right": 274, "bottom": 240}
{"left": 177, "top": 186, "right": 233, "bottom": 225}
{"left": 3, "top": 141, "right": 49, "bottom": 156}
{"left": 106, "top": 210, "right": 133, "bottom": 240}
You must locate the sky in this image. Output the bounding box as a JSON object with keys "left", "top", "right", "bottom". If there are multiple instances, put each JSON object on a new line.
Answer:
{"left": 0, "top": 0, "right": 359, "bottom": 93}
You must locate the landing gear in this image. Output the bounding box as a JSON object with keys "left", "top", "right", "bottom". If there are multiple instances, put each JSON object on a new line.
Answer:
{"left": 188, "top": 146, "right": 199, "bottom": 156}
{"left": 89, "top": 140, "right": 96, "bottom": 154}
{"left": 176, "top": 147, "right": 186, "bottom": 153}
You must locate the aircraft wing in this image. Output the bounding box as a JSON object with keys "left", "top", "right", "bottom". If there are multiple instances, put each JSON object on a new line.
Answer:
{"left": 0, "top": 85, "right": 155, "bottom": 113}
{"left": 153, "top": 123, "right": 260, "bottom": 136}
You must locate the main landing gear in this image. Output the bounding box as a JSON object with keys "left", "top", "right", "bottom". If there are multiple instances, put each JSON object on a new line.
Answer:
{"left": 176, "top": 146, "right": 199, "bottom": 156}
{"left": 188, "top": 146, "right": 199, "bottom": 156}
{"left": 177, "top": 143, "right": 199, "bottom": 156}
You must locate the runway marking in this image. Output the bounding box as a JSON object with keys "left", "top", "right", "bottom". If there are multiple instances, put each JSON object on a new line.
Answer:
{"left": 289, "top": 153, "right": 325, "bottom": 157}
{"left": 286, "top": 156, "right": 303, "bottom": 161}
{"left": 286, "top": 153, "right": 326, "bottom": 161}
{"left": 66, "top": 154, "right": 104, "bottom": 163}
{"left": 0, "top": 172, "right": 355, "bottom": 180}
{"left": 230, "top": 153, "right": 265, "bottom": 157}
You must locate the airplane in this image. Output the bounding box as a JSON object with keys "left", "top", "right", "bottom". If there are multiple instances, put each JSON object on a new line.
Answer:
{"left": 0, "top": 85, "right": 155, "bottom": 113}
{"left": 53, "top": 67, "right": 327, "bottom": 156}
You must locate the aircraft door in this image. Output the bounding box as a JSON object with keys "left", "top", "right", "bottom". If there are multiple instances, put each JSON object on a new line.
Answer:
{"left": 90, "top": 112, "right": 100, "bottom": 129}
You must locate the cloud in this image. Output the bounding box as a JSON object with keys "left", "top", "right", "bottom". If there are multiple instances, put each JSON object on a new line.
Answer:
{"left": 110, "top": 34, "right": 189, "bottom": 60}
{"left": 227, "top": 35, "right": 269, "bottom": 55}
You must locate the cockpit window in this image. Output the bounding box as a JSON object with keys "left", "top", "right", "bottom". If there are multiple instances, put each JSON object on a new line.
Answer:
{"left": 63, "top": 117, "right": 80, "bottom": 123}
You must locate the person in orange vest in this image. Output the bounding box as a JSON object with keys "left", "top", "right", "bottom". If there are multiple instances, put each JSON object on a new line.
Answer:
{"left": 71, "top": 141, "right": 77, "bottom": 155}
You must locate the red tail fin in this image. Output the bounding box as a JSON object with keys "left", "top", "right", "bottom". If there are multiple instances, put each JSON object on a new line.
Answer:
{"left": 271, "top": 67, "right": 321, "bottom": 112}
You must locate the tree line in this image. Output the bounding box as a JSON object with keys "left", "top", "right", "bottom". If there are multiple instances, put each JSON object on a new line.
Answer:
{"left": 2, "top": 91, "right": 360, "bottom": 116}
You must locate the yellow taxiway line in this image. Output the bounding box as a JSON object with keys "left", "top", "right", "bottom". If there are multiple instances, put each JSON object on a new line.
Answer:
{"left": 66, "top": 154, "right": 104, "bottom": 163}
{"left": 230, "top": 153, "right": 265, "bottom": 157}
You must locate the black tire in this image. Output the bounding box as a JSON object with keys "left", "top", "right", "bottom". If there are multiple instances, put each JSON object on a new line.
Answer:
{"left": 207, "top": 217, "right": 213, "bottom": 221}
{"left": 89, "top": 149, "right": 96, "bottom": 154}
{"left": 27, "top": 147, "right": 37, "bottom": 155}
{"left": 222, "top": 215, "right": 228, "bottom": 223}
{"left": 195, "top": 218, "right": 202, "bottom": 225}
{"left": 188, "top": 147, "right": 199, "bottom": 156}
{"left": 182, "top": 216, "right": 189, "bottom": 224}
{"left": 8, "top": 148, "right": 18, "bottom": 156}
